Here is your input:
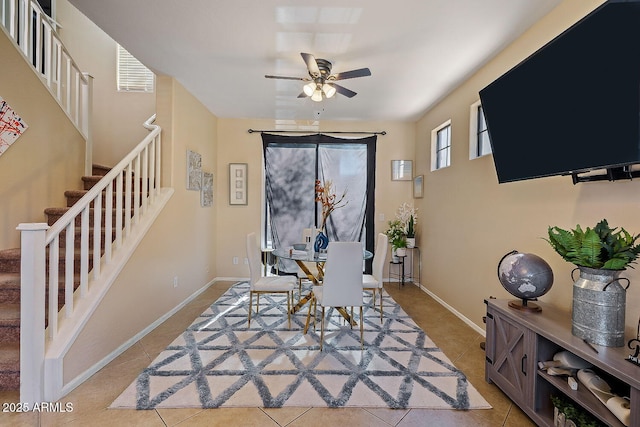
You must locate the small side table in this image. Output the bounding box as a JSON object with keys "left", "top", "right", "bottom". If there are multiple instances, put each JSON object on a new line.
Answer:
{"left": 388, "top": 256, "right": 406, "bottom": 288}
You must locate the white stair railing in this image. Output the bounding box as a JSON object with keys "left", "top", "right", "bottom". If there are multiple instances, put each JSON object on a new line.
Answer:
{"left": 0, "top": 0, "right": 93, "bottom": 174}
{"left": 18, "top": 116, "right": 169, "bottom": 405}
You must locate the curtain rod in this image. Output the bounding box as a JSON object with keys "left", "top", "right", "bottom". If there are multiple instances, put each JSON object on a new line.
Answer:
{"left": 248, "top": 129, "right": 386, "bottom": 135}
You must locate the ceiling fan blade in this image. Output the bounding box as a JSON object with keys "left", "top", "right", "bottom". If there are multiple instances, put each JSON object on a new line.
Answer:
{"left": 301, "top": 52, "right": 320, "bottom": 76}
{"left": 297, "top": 92, "right": 308, "bottom": 98}
{"left": 331, "top": 83, "right": 357, "bottom": 98}
{"left": 332, "top": 68, "right": 371, "bottom": 81}
{"left": 265, "top": 74, "right": 308, "bottom": 81}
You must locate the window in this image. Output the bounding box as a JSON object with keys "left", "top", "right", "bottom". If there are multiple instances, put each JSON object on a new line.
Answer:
{"left": 261, "top": 134, "right": 377, "bottom": 274}
{"left": 431, "top": 120, "right": 451, "bottom": 171}
{"left": 117, "top": 45, "right": 154, "bottom": 92}
{"left": 469, "top": 100, "right": 492, "bottom": 159}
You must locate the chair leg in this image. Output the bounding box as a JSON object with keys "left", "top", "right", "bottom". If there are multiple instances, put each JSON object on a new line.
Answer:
{"left": 350, "top": 307, "right": 354, "bottom": 329}
{"left": 379, "top": 287, "right": 383, "bottom": 324}
{"left": 320, "top": 306, "right": 325, "bottom": 351}
{"left": 287, "top": 290, "right": 291, "bottom": 329}
{"left": 248, "top": 290, "right": 253, "bottom": 327}
{"left": 256, "top": 294, "right": 260, "bottom": 313}
{"left": 360, "top": 306, "right": 364, "bottom": 349}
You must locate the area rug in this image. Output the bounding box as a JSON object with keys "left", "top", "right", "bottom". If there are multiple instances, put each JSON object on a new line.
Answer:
{"left": 111, "top": 281, "right": 491, "bottom": 410}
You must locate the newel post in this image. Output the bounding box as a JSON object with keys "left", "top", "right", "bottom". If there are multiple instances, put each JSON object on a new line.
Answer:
{"left": 17, "top": 223, "right": 49, "bottom": 406}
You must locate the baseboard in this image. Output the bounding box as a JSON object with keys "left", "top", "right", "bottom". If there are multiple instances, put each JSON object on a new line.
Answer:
{"left": 415, "top": 283, "right": 486, "bottom": 337}
{"left": 60, "top": 277, "right": 218, "bottom": 398}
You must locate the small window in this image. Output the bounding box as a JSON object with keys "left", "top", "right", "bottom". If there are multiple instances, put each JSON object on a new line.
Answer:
{"left": 469, "top": 100, "right": 492, "bottom": 159}
{"left": 117, "top": 45, "right": 154, "bottom": 92}
{"left": 431, "top": 120, "right": 451, "bottom": 171}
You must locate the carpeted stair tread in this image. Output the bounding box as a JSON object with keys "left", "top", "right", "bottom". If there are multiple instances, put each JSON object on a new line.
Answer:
{"left": 0, "top": 274, "right": 20, "bottom": 305}
{"left": 0, "top": 304, "right": 20, "bottom": 325}
{"left": 0, "top": 342, "right": 21, "bottom": 390}
{"left": 0, "top": 343, "right": 20, "bottom": 366}
{"left": 92, "top": 164, "right": 112, "bottom": 176}
{"left": 0, "top": 249, "right": 20, "bottom": 274}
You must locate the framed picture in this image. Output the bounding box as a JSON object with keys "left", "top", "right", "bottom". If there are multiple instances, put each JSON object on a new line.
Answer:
{"left": 186, "top": 149, "right": 202, "bottom": 190}
{"left": 391, "top": 160, "right": 413, "bottom": 181}
{"left": 413, "top": 175, "right": 424, "bottom": 198}
{"left": 229, "top": 163, "right": 248, "bottom": 205}
{"left": 201, "top": 171, "right": 213, "bottom": 207}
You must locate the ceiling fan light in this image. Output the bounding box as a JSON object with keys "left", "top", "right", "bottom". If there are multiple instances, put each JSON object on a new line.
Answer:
{"left": 303, "top": 82, "right": 315, "bottom": 96}
{"left": 322, "top": 84, "right": 336, "bottom": 98}
{"left": 311, "top": 89, "right": 323, "bottom": 102}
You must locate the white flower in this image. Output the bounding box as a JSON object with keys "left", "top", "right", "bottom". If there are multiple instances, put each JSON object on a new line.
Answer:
{"left": 396, "top": 202, "right": 418, "bottom": 226}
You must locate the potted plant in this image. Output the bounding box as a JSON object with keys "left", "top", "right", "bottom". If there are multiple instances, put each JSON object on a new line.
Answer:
{"left": 546, "top": 219, "right": 640, "bottom": 346}
{"left": 547, "top": 219, "right": 640, "bottom": 270}
{"left": 406, "top": 215, "right": 416, "bottom": 248}
{"left": 397, "top": 203, "right": 418, "bottom": 248}
{"left": 386, "top": 220, "right": 407, "bottom": 260}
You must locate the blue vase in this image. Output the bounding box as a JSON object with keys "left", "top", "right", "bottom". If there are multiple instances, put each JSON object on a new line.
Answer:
{"left": 313, "top": 230, "right": 329, "bottom": 252}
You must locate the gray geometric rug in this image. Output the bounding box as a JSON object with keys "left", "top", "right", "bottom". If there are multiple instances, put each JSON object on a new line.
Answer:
{"left": 110, "top": 282, "right": 491, "bottom": 410}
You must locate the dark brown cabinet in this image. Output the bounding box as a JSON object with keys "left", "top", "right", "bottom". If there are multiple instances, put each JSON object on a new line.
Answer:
{"left": 485, "top": 299, "right": 640, "bottom": 427}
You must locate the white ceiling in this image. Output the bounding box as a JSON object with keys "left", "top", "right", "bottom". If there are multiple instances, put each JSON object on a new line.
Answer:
{"left": 67, "top": 0, "right": 562, "bottom": 123}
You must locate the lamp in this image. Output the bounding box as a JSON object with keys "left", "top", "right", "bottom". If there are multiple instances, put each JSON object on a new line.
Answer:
{"left": 303, "top": 80, "right": 336, "bottom": 102}
{"left": 303, "top": 82, "right": 315, "bottom": 97}
{"left": 311, "top": 89, "right": 323, "bottom": 102}
{"left": 322, "top": 83, "right": 336, "bottom": 98}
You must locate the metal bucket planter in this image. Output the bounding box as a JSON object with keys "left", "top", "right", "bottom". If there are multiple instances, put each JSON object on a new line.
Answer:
{"left": 571, "top": 267, "right": 629, "bottom": 347}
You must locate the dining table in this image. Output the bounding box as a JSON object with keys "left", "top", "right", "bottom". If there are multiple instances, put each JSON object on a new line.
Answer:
{"left": 272, "top": 246, "right": 373, "bottom": 333}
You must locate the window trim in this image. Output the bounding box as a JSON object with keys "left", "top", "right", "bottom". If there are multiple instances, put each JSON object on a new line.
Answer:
{"left": 469, "top": 100, "right": 491, "bottom": 160}
{"left": 430, "top": 119, "right": 451, "bottom": 171}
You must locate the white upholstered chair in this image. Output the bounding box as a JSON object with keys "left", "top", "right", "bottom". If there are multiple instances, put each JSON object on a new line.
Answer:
{"left": 310, "top": 241, "right": 364, "bottom": 350}
{"left": 362, "top": 233, "right": 388, "bottom": 323}
{"left": 246, "top": 233, "right": 296, "bottom": 328}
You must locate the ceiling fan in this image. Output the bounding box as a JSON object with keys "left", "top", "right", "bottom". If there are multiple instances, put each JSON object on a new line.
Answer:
{"left": 265, "top": 52, "right": 371, "bottom": 102}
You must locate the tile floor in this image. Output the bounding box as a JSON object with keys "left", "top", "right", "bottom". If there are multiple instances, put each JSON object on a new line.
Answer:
{"left": 0, "top": 281, "right": 535, "bottom": 426}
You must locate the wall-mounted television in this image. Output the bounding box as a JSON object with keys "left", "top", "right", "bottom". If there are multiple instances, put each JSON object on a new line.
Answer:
{"left": 479, "top": 0, "right": 640, "bottom": 184}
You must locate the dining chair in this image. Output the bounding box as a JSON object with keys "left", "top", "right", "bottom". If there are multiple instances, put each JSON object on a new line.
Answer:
{"left": 310, "top": 241, "right": 364, "bottom": 351}
{"left": 362, "top": 233, "right": 389, "bottom": 323}
{"left": 246, "top": 232, "right": 296, "bottom": 328}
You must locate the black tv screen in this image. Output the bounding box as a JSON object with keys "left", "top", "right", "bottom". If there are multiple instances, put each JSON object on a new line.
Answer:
{"left": 479, "top": 0, "right": 640, "bottom": 183}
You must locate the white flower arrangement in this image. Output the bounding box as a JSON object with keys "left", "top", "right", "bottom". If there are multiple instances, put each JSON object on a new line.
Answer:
{"left": 396, "top": 202, "right": 418, "bottom": 236}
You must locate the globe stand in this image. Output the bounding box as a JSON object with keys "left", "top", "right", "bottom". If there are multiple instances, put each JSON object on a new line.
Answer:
{"left": 508, "top": 298, "right": 542, "bottom": 313}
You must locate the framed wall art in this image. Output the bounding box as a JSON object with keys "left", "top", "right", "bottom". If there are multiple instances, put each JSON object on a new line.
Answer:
{"left": 413, "top": 175, "right": 424, "bottom": 198}
{"left": 186, "top": 149, "right": 202, "bottom": 190}
{"left": 201, "top": 171, "right": 213, "bottom": 207}
{"left": 229, "top": 163, "right": 248, "bottom": 205}
{"left": 391, "top": 160, "right": 413, "bottom": 181}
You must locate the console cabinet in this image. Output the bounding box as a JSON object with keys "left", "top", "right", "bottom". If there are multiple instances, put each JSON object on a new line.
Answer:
{"left": 485, "top": 299, "right": 640, "bottom": 427}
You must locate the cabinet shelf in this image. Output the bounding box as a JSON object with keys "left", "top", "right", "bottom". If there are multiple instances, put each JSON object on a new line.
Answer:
{"left": 485, "top": 299, "right": 639, "bottom": 427}
{"left": 538, "top": 370, "right": 625, "bottom": 427}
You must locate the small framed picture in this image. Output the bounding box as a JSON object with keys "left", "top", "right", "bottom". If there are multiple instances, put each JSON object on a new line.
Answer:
{"left": 413, "top": 175, "right": 424, "bottom": 198}
{"left": 391, "top": 160, "right": 413, "bottom": 181}
{"left": 229, "top": 163, "right": 248, "bottom": 205}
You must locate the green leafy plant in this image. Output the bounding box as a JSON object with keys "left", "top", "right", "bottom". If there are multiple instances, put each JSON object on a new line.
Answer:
{"left": 385, "top": 220, "right": 407, "bottom": 249}
{"left": 407, "top": 215, "right": 415, "bottom": 238}
{"left": 546, "top": 219, "right": 640, "bottom": 270}
{"left": 551, "top": 395, "right": 602, "bottom": 427}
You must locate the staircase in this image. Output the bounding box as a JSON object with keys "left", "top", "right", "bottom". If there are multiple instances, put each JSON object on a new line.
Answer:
{"left": 0, "top": 164, "right": 115, "bottom": 391}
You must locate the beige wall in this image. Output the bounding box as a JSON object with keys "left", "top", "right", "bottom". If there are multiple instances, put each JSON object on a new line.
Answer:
{"left": 414, "top": 0, "right": 640, "bottom": 333}
{"left": 64, "top": 77, "right": 218, "bottom": 383}
{"left": 215, "top": 118, "right": 416, "bottom": 278}
{"left": 57, "top": 0, "right": 156, "bottom": 167}
{"left": 0, "top": 31, "right": 85, "bottom": 249}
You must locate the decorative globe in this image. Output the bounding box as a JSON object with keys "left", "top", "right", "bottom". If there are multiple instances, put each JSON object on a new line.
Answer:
{"left": 498, "top": 250, "right": 554, "bottom": 312}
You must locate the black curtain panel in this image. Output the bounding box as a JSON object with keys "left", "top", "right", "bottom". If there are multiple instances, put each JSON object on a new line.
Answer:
{"left": 262, "top": 133, "right": 376, "bottom": 274}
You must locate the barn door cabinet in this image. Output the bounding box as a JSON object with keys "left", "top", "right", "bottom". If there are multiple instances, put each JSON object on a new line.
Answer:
{"left": 485, "top": 299, "right": 640, "bottom": 427}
